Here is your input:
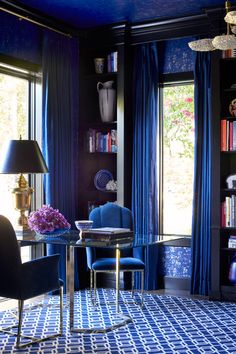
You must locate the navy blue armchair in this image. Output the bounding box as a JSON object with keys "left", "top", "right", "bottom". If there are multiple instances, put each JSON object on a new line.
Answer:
{"left": 86, "top": 202, "right": 145, "bottom": 305}
{"left": 0, "top": 215, "right": 63, "bottom": 349}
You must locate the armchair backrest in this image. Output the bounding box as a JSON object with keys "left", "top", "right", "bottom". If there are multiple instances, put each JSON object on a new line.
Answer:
{"left": 0, "top": 215, "right": 22, "bottom": 298}
{"left": 86, "top": 203, "right": 133, "bottom": 266}
{"left": 89, "top": 202, "right": 133, "bottom": 229}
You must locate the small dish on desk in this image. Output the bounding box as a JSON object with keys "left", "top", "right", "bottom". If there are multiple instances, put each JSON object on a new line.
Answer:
{"left": 75, "top": 220, "right": 93, "bottom": 240}
{"left": 75, "top": 220, "right": 93, "bottom": 230}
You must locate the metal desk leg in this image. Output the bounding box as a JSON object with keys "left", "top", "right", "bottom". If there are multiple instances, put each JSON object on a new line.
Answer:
{"left": 67, "top": 244, "right": 131, "bottom": 333}
{"left": 115, "top": 247, "right": 120, "bottom": 313}
{"left": 66, "top": 245, "right": 74, "bottom": 330}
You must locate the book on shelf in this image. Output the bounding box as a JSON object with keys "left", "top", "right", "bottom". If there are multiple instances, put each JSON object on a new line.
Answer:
{"left": 107, "top": 51, "right": 118, "bottom": 73}
{"left": 111, "top": 129, "right": 117, "bottom": 153}
{"left": 228, "top": 235, "right": 236, "bottom": 248}
{"left": 221, "top": 119, "right": 227, "bottom": 151}
{"left": 222, "top": 49, "right": 236, "bottom": 59}
{"left": 221, "top": 195, "right": 236, "bottom": 227}
{"left": 86, "top": 128, "right": 117, "bottom": 153}
{"left": 221, "top": 119, "right": 236, "bottom": 152}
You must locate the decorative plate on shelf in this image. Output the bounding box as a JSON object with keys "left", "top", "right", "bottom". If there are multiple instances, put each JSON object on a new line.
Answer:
{"left": 229, "top": 98, "right": 236, "bottom": 117}
{"left": 94, "top": 169, "right": 113, "bottom": 191}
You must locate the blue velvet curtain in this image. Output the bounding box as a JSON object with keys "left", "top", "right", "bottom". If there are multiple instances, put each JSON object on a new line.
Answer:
{"left": 191, "top": 52, "right": 212, "bottom": 296}
{"left": 42, "top": 32, "right": 79, "bottom": 290}
{"left": 132, "top": 42, "right": 159, "bottom": 290}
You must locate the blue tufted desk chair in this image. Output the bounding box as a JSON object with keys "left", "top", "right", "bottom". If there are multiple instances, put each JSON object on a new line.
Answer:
{"left": 0, "top": 215, "right": 63, "bottom": 349}
{"left": 86, "top": 202, "right": 145, "bottom": 306}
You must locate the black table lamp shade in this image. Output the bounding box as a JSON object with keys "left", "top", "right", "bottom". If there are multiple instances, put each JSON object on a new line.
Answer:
{"left": 0, "top": 140, "right": 48, "bottom": 174}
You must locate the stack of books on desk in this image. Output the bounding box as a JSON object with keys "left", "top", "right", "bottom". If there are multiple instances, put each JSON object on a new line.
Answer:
{"left": 81, "top": 227, "right": 134, "bottom": 243}
{"left": 228, "top": 235, "right": 236, "bottom": 248}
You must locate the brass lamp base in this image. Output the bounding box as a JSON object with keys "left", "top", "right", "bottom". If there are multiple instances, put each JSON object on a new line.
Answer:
{"left": 12, "top": 174, "right": 34, "bottom": 230}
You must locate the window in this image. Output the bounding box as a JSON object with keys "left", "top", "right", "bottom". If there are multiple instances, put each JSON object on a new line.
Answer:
{"left": 159, "top": 78, "right": 194, "bottom": 236}
{"left": 0, "top": 60, "right": 42, "bottom": 261}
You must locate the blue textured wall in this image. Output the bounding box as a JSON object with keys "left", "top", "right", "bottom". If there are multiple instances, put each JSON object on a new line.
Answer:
{"left": 0, "top": 12, "right": 42, "bottom": 64}
{"left": 160, "top": 37, "right": 195, "bottom": 74}
{"left": 0, "top": 10, "right": 195, "bottom": 73}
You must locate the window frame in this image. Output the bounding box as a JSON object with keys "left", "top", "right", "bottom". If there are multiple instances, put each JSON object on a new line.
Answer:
{"left": 158, "top": 71, "right": 194, "bottom": 237}
{"left": 0, "top": 55, "right": 43, "bottom": 259}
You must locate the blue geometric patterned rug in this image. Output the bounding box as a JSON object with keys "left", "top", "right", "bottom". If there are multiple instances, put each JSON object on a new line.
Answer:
{"left": 1, "top": 289, "right": 236, "bottom": 353}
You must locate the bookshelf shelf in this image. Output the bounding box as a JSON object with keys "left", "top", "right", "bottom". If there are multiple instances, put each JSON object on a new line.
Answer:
{"left": 85, "top": 73, "right": 117, "bottom": 79}
{"left": 87, "top": 152, "right": 117, "bottom": 155}
{"left": 221, "top": 188, "right": 236, "bottom": 192}
{"left": 221, "top": 227, "right": 236, "bottom": 230}
{"left": 221, "top": 285, "right": 236, "bottom": 294}
{"left": 224, "top": 88, "right": 236, "bottom": 92}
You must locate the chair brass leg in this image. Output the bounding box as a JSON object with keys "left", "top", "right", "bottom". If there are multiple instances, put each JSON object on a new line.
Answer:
{"left": 131, "top": 271, "right": 134, "bottom": 298}
{"left": 115, "top": 248, "right": 121, "bottom": 314}
{"left": 16, "top": 300, "right": 24, "bottom": 349}
{"left": 141, "top": 270, "right": 144, "bottom": 307}
{"left": 90, "top": 269, "right": 93, "bottom": 304}
{"left": 94, "top": 271, "right": 97, "bottom": 306}
{"left": 59, "top": 285, "right": 63, "bottom": 335}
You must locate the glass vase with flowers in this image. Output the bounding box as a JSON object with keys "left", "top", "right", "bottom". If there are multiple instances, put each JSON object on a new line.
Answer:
{"left": 28, "top": 205, "right": 71, "bottom": 237}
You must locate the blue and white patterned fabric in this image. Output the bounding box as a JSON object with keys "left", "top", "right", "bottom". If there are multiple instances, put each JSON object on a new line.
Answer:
{"left": 1, "top": 290, "right": 236, "bottom": 353}
{"left": 159, "top": 246, "right": 191, "bottom": 278}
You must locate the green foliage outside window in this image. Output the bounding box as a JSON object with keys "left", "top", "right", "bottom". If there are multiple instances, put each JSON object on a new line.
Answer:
{"left": 163, "top": 84, "right": 194, "bottom": 235}
{"left": 163, "top": 85, "right": 194, "bottom": 159}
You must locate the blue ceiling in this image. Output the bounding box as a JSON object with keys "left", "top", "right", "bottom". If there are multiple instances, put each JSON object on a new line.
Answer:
{"left": 10, "top": 0, "right": 236, "bottom": 29}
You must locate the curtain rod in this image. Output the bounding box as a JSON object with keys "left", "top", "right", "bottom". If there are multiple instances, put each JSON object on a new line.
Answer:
{"left": 0, "top": 7, "right": 72, "bottom": 37}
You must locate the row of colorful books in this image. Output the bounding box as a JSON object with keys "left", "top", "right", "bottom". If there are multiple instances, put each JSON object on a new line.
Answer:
{"left": 228, "top": 235, "right": 236, "bottom": 248}
{"left": 221, "top": 119, "right": 236, "bottom": 151}
{"left": 107, "top": 51, "right": 118, "bottom": 73}
{"left": 86, "top": 128, "right": 117, "bottom": 153}
{"left": 222, "top": 49, "right": 236, "bottom": 59}
{"left": 221, "top": 196, "right": 236, "bottom": 227}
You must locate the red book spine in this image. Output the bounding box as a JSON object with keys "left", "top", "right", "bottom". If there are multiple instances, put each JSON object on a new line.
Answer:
{"left": 230, "top": 121, "right": 233, "bottom": 151}
{"left": 107, "top": 132, "right": 111, "bottom": 152}
{"left": 221, "top": 119, "right": 227, "bottom": 151}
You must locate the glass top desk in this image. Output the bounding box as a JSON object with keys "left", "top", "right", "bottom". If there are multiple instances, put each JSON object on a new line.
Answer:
{"left": 16, "top": 230, "right": 190, "bottom": 333}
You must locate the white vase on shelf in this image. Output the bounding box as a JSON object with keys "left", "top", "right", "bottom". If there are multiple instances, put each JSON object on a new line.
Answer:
{"left": 97, "top": 81, "right": 116, "bottom": 122}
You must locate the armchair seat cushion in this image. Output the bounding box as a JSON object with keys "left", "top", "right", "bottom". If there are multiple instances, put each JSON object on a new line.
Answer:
{"left": 92, "top": 257, "right": 145, "bottom": 271}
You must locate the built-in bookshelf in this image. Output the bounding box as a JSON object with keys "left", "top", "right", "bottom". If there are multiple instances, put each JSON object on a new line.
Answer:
{"left": 77, "top": 30, "right": 120, "bottom": 218}
{"left": 77, "top": 25, "right": 132, "bottom": 221}
{"left": 213, "top": 57, "right": 236, "bottom": 300}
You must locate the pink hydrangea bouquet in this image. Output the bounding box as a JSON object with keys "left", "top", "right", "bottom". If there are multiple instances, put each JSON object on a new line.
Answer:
{"left": 28, "top": 205, "right": 71, "bottom": 234}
